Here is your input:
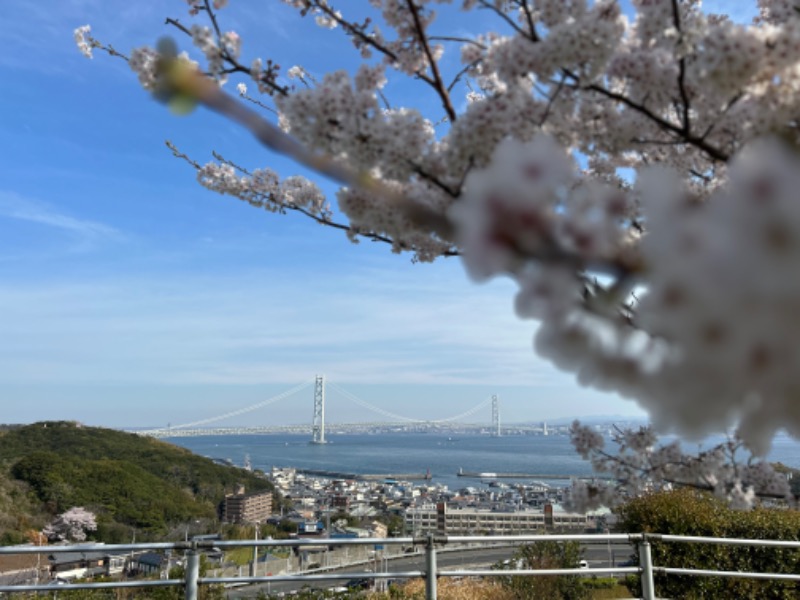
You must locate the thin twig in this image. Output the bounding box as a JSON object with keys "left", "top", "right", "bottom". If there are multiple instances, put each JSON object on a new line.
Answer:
{"left": 519, "top": 0, "right": 541, "bottom": 42}
{"left": 447, "top": 60, "right": 481, "bottom": 93}
{"left": 429, "top": 36, "right": 486, "bottom": 48}
{"left": 477, "top": 0, "right": 527, "bottom": 39}
{"left": 539, "top": 73, "right": 566, "bottom": 127}
{"left": 201, "top": 0, "right": 223, "bottom": 40}
{"left": 165, "top": 17, "right": 192, "bottom": 37}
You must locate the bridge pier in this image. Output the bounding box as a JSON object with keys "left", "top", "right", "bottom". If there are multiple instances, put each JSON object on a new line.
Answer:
{"left": 311, "top": 374, "right": 327, "bottom": 444}
{"left": 492, "top": 394, "right": 500, "bottom": 437}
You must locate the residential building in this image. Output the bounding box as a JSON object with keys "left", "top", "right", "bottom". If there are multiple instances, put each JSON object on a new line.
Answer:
{"left": 222, "top": 486, "right": 273, "bottom": 524}
{"left": 48, "top": 549, "right": 127, "bottom": 580}
{"left": 404, "top": 503, "right": 589, "bottom": 536}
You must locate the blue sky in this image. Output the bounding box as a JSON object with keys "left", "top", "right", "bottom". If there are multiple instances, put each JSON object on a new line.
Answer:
{"left": 1, "top": 1, "right": 755, "bottom": 430}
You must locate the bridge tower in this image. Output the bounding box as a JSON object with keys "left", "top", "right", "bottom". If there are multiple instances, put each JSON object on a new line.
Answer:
{"left": 311, "top": 375, "right": 327, "bottom": 444}
{"left": 492, "top": 394, "right": 500, "bottom": 437}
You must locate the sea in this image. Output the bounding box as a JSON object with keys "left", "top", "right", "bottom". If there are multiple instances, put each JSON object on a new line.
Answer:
{"left": 167, "top": 431, "right": 800, "bottom": 490}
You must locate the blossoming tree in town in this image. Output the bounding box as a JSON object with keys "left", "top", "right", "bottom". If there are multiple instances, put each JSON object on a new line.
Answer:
{"left": 43, "top": 507, "right": 98, "bottom": 543}
{"left": 76, "top": 0, "right": 800, "bottom": 508}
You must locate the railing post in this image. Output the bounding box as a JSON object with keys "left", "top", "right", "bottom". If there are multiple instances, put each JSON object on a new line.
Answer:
{"left": 250, "top": 524, "right": 258, "bottom": 578}
{"left": 639, "top": 539, "right": 656, "bottom": 600}
{"left": 425, "top": 534, "right": 437, "bottom": 600}
{"left": 185, "top": 548, "right": 200, "bottom": 600}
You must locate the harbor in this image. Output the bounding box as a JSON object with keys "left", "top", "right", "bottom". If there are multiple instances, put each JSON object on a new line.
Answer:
{"left": 297, "top": 468, "right": 432, "bottom": 481}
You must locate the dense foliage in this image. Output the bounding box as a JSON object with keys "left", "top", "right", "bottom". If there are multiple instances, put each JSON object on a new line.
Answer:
{"left": 0, "top": 421, "right": 274, "bottom": 542}
{"left": 0, "top": 472, "right": 41, "bottom": 545}
{"left": 616, "top": 489, "right": 800, "bottom": 599}
{"left": 11, "top": 451, "right": 210, "bottom": 533}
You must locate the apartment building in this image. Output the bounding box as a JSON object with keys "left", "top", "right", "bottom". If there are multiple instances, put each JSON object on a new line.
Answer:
{"left": 404, "top": 502, "right": 588, "bottom": 536}
{"left": 222, "top": 486, "right": 273, "bottom": 524}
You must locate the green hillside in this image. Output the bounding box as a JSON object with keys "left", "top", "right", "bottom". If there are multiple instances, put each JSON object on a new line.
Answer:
{"left": 0, "top": 421, "right": 273, "bottom": 544}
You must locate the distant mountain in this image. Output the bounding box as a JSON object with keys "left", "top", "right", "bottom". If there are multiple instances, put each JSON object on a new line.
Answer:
{"left": 514, "top": 415, "right": 649, "bottom": 427}
{"left": 0, "top": 421, "right": 273, "bottom": 544}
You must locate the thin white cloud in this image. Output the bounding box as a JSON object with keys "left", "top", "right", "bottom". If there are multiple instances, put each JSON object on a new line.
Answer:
{"left": 0, "top": 264, "right": 542, "bottom": 387}
{"left": 0, "top": 264, "right": 647, "bottom": 426}
{"left": 0, "top": 190, "right": 122, "bottom": 244}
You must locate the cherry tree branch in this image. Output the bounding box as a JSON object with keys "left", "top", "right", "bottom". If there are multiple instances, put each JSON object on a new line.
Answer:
{"left": 671, "top": 0, "right": 692, "bottom": 135}
{"left": 575, "top": 77, "right": 730, "bottom": 162}
{"left": 405, "top": 0, "right": 457, "bottom": 122}
{"left": 165, "top": 15, "right": 289, "bottom": 96}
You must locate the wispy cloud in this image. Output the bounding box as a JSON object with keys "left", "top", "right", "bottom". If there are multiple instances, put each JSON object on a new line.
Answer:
{"left": 0, "top": 264, "right": 538, "bottom": 386}
{"left": 0, "top": 190, "right": 122, "bottom": 247}
{"left": 0, "top": 263, "right": 646, "bottom": 425}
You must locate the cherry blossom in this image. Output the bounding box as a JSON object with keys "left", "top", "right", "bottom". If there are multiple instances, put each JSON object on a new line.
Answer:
{"left": 76, "top": 0, "right": 800, "bottom": 507}
{"left": 43, "top": 507, "right": 98, "bottom": 543}
{"left": 566, "top": 422, "right": 794, "bottom": 512}
{"left": 73, "top": 25, "right": 97, "bottom": 59}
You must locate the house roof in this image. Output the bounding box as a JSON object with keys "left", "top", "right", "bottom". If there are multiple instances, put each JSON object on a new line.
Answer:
{"left": 0, "top": 554, "right": 39, "bottom": 574}
{"left": 135, "top": 552, "right": 166, "bottom": 567}
{"left": 48, "top": 551, "right": 108, "bottom": 565}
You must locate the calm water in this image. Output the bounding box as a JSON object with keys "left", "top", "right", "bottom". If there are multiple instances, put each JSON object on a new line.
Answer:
{"left": 168, "top": 432, "right": 800, "bottom": 490}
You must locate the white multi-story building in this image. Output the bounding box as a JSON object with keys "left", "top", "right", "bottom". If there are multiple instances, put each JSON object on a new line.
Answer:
{"left": 404, "top": 503, "right": 588, "bottom": 536}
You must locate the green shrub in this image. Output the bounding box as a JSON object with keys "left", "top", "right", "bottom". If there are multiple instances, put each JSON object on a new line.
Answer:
{"left": 494, "top": 540, "right": 589, "bottom": 599}
{"left": 616, "top": 489, "right": 800, "bottom": 599}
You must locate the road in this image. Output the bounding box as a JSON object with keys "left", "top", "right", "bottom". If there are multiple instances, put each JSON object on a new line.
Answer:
{"left": 225, "top": 542, "right": 635, "bottom": 598}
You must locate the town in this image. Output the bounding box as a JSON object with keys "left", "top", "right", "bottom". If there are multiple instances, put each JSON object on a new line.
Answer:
{"left": 262, "top": 466, "right": 602, "bottom": 539}
{"left": 0, "top": 467, "right": 605, "bottom": 588}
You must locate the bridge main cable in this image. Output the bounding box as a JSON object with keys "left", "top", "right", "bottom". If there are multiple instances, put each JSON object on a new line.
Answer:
{"left": 328, "top": 382, "right": 494, "bottom": 424}
{"left": 140, "top": 378, "right": 314, "bottom": 435}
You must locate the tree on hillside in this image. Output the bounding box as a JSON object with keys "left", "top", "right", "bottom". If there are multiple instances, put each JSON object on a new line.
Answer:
{"left": 43, "top": 507, "right": 98, "bottom": 542}
{"left": 76, "top": 0, "right": 800, "bottom": 508}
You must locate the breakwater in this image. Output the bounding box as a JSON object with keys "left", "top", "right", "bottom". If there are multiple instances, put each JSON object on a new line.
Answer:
{"left": 297, "top": 468, "right": 432, "bottom": 481}
{"left": 456, "top": 468, "right": 613, "bottom": 480}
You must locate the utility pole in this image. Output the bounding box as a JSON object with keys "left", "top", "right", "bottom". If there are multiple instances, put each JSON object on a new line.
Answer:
{"left": 250, "top": 523, "right": 259, "bottom": 578}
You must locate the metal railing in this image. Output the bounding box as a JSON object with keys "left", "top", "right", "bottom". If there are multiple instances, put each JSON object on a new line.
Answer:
{"left": 1, "top": 533, "right": 799, "bottom": 599}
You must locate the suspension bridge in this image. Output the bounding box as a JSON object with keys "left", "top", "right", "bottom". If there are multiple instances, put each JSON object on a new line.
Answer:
{"left": 135, "top": 376, "right": 503, "bottom": 440}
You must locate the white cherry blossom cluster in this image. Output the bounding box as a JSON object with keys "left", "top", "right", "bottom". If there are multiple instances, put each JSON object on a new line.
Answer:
{"left": 484, "top": 1, "right": 625, "bottom": 84}
{"left": 566, "top": 422, "right": 795, "bottom": 512}
{"left": 197, "top": 162, "right": 328, "bottom": 217}
{"left": 128, "top": 47, "right": 159, "bottom": 90}
{"left": 630, "top": 141, "right": 800, "bottom": 452}
{"left": 73, "top": 25, "right": 98, "bottom": 59}
{"left": 190, "top": 25, "right": 229, "bottom": 83}
{"left": 79, "top": 0, "right": 800, "bottom": 508}
{"left": 127, "top": 46, "right": 198, "bottom": 92}
{"left": 43, "top": 507, "right": 98, "bottom": 543}
{"left": 757, "top": 0, "right": 800, "bottom": 24}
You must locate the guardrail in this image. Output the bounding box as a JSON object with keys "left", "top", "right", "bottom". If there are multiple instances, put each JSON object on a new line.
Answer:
{"left": 1, "top": 533, "right": 799, "bottom": 599}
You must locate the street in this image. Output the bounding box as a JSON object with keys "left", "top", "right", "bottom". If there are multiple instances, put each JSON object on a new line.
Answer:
{"left": 225, "top": 541, "right": 636, "bottom": 598}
